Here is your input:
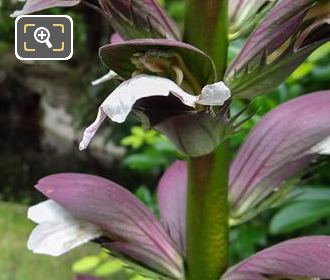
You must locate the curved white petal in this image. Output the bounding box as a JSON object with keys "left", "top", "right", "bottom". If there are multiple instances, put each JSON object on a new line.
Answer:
{"left": 28, "top": 200, "right": 71, "bottom": 223}
{"left": 197, "top": 81, "right": 231, "bottom": 106}
{"left": 100, "top": 75, "right": 196, "bottom": 123}
{"left": 311, "top": 136, "right": 330, "bottom": 155}
{"left": 79, "top": 75, "right": 231, "bottom": 151}
{"left": 79, "top": 74, "right": 197, "bottom": 150}
{"left": 27, "top": 200, "right": 102, "bottom": 256}
{"left": 79, "top": 109, "right": 107, "bottom": 151}
{"left": 28, "top": 220, "right": 101, "bottom": 256}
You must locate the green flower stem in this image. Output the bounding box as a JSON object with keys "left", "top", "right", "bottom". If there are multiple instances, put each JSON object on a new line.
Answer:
{"left": 184, "top": 1, "right": 229, "bottom": 279}
{"left": 184, "top": 0, "right": 229, "bottom": 78}
{"left": 186, "top": 142, "right": 229, "bottom": 280}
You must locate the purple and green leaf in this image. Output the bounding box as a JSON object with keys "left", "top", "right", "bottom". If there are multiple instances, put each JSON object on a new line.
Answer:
{"left": 157, "top": 160, "right": 187, "bottom": 256}
{"left": 99, "top": 0, "right": 181, "bottom": 41}
{"left": 11, "top": 0, "right": 80, "bottom": 17}
{"left": 155, "top": 108, "right": 230, "bottom": 157}
{"left": 223, "top": 236, "right": 330, "bottom": 279}
{"left": 229, "top": 0, "right": 277, "bottom": 40}
{"left": 36, "top": 173, "right": 184, "bottom": 279}
{"left": 226, "top": 0, "right": 330, "bottom": 98}
{"left": 230, "top": 91, "right": 330, "bottom": 221}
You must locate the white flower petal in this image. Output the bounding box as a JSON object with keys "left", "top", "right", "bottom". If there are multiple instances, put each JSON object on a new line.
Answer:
{"left": 311, "top": 136, "right": 330, "bottom": 155}
{"left": 79, "top": 74, "right": 197, "bottom": 150}
{"left": 28, "top": 200, "right": 71, "bottom": 223}
{"left": 196, "top": 81, "right": 231, "bottom": 106}
{"left": 27, "top": 200, "right": 102, "bottom": 256}
{"left": 28, "top": 220, "right": 101, "bottom": 256}
{"left": 79, "top": 75, "right": 232, "bottom": 151}
{"left": 170, "top": 90, "right": 198, "bottom": 107}
{"left": 79, "top": 109, "right": 107, "bottom": 151}
{"left": 100, "top": 74, "right": 196, "bottom": 123}
{"left": 91, "top": 70, "right": 120, "bottom": 86}
{"left": 10, "top": 11, "right": 22, "bottom": 17}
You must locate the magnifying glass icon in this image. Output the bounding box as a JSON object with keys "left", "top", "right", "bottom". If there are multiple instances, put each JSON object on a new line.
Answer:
{"left": 34, "top": 27, "right": 53, "bottom": 49}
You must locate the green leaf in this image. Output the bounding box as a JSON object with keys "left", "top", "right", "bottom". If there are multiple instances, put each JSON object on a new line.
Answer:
{"left": 270, "top": 200, "right": 330, "bottom": 235}
{"left": 288, "top": 63, "right": 313, "bottom": 82}
{"left": 308, "top": 42, "right": 330, "bottom": 63}
{"left": 230, "top": 223, "right": 267, "bottom": 260}
{"left": 123, "top": 152, "right": 168, "bottom": 171}
{"left": 135, "top": 185, "right": 157, "bottom": 213}
{"left": 294, "top": 187, "right": 330, "bottom": 201}
{"left": 130, "top": 275, "right": 152, "bottom": 280}
{"left": 135, "top": 186, "right": 153, "bottom": 205}
{"left": 72, "top": 256, "right": 100, "bottom": 273}
{"left": 121, "top": 127, "right": 163, "bottom": 149}
{"left": 94, "top": 260, "right": 124, "bottom": 277}
{"left": 121, "top": 135, "right": 144, "bottom": 149}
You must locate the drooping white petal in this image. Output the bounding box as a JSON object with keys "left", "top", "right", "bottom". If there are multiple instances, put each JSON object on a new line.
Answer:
{"left": 100, "top": 75, "right": 196, "bottom": 123}
{"left": 28, "top": 220, "right": 101, "bottom": 256}
{"left": 79, "top": 109, "right": 107, "bottom": 151}
{"left": 79, "top": 74, "right": 197, "bottom": 150}
{"left": 79, "top": 75, "right": 232, "bottom": 151}
{"left": 28, "top": 200, "right": 71, "bottom": 223}
{"left": 91, "top": 70, "right": 120, "bottom": 86}
{"left": 310, "top": 136, "right": 330, "bottom": 155}
{"left": 27, "top": 200, "right": 102, "bottom": 256}
{"left": 196, "top": 81, "right": 231, "bottom": 106}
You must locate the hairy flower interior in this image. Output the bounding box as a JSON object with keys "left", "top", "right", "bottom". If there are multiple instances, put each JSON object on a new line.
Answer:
{"left": 131, "top": 51, "right": 202, "bottom": 95}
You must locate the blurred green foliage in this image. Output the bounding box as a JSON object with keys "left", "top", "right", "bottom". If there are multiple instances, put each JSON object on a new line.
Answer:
{"left": 121, "top": 126, "right": 178, "bottom": 173}
{"left": 270, "top": 187, "right": 330, "bottom": 235}
{"left": 72, "top": 253, "right": 153, "bottom": 280}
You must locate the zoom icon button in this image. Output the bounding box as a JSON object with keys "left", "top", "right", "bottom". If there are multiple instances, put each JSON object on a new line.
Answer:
{"left": 34, "top": 27, "right": 53, "bottom": 48}
{"left": 15, "top": 15, "right": 73, "bottom": 61}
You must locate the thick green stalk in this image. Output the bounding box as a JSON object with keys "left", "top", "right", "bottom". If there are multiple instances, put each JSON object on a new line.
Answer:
{"left": 184, "top": 0, "right": 229, "bottom": 77}
{"left": 186, "top": 143, "right": 229, "bottom": 280}
{"left": 184, "top": 1, "right": 229, "bottom": 280}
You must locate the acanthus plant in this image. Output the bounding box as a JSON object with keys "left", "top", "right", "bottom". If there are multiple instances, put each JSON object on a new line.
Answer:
{"left": 11, "top": 0, "right": 330, "bottom": 280}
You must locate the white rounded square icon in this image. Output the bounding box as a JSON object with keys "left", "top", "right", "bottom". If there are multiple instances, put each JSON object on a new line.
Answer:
{"left": 15, "top": 15, "right": 73, "bottom": 61}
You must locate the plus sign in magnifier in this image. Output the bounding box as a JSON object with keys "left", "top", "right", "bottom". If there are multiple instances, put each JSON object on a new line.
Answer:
{"left": 34, "top": 27, "right": 53, "bottom": 48}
